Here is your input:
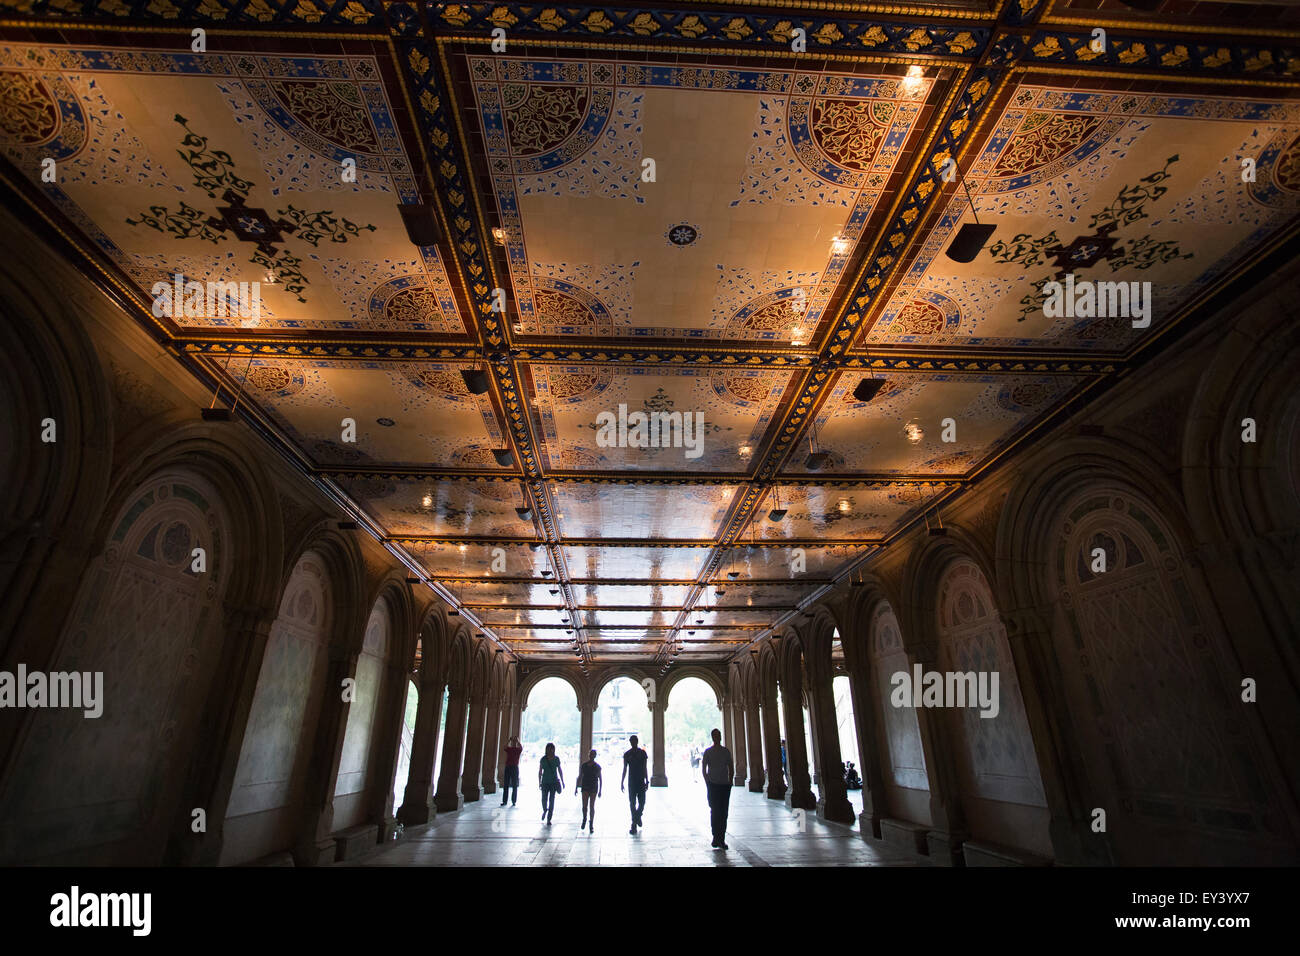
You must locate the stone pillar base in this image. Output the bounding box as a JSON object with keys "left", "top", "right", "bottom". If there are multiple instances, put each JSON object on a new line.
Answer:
{"left": 482, "top": 781, "right": 497, "bottom": 795}
{"left": 651, "top": 774, "right": 668, "bottom": 787}
{"left": 785, "top": 787, "right": 817, "bottom": 811}
{"left": 462, "top": 785, "right": 483, "bottom": 803}
{"left": 292, "top": 837, "right": 337, "bottom": 867}
{"left": 748, "top": 777, "right": 765, "bottom": 793}
{"left": 733, "top": 774, "right": 745, "bottom": 786}
{"left": 766, "top": 783, "right": 787, "bottom": 800}
{"left": 858, "top": 810, "right": 882, "bottom": 841}
{"left": 925, "top": 829, "right": 966, "bottom": 866}
{"left": 434, "top": 791, "right": 464, "bottom": 813}
{"left": 817, "top": 795, "right": 856, "bottom": 825}
{"left": 397, "top": 800, "right": 434, "bottom": 826}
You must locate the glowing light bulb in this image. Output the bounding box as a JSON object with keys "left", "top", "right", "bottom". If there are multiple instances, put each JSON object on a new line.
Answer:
{"left": 903, "top": 420, "right": 925, "bottom": 444}
{"left": 421, "top": 493, "right": 433, "bottom": 509}
{"left": 837, "top": 498, "right": 851, "bottom": 514}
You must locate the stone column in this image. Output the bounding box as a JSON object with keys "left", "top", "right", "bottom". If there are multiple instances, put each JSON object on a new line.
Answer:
{"left": 806, "top": 667, "right": 855, "bottom": 824}
{"left": 434, "top": 681, "right": 469, "bottom": 813}
{"left": 579, "top": 701, "right": 594, "bottom": 763}
{"left": 745, "top": 697, "right": 765, "bottom": 792}
{"left": 780, "top": 680, "right": 817, "bottom": 811}
{"left": 837, "top": 630, "right": 888, "bottom": 841}
{"left": 480, "top": 695, "right": 502, "bottom": 796}
{"left": 164, "top": 607, "right": 275, "bottom": 865}
{"left": 294, "top": 645, "right": 360, "bottom": 865}
{"left": 760, "top": 684, "right": 786, "bottom": 800}
{"left": 650, "top": 699, "right": 667, "bottom": 787}
{"left": 731, "top": 697, "right": 748, "bottom": 785}
{"left": 910, "top": 645, "right": 967, "bottom": 865}
{"left": 460, "top": 687, "right": 488, "bottom": 803}
{"left": 397, "top": 673, "right": 445, "bottom": 826}
{"left": 371, "top": 661, "right": 414, "bottom": 839}
{"left": 1003, "top": 605, "right": 1115, "bottom": 865}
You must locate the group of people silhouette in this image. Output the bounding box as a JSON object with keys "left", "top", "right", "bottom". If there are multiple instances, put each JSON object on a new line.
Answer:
{"left": 497, "top": 730, "right": 735, "bottom": 848}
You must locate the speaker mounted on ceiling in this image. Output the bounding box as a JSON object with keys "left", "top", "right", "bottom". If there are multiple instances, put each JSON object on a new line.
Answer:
{"left": 461, "top": 368, "right": 491, "bottom": 395}
{"left": 398, "top": 203, "right": 441, "bottom": 247}
{"left": 852, "top": 377, "right": 887, "bottom": 404}
{"left": 943, "top": 157, "right": 995, "bottom": 263}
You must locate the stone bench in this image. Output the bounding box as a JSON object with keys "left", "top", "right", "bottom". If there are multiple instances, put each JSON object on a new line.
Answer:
{"left": 879, "top": 818, "right": 930, "bottom": 855}
{"left": 332, "top": 824, "right": 380, "bottom": 862}
{"left": 961, "top": 840, "right": 1052, "bottom": 867}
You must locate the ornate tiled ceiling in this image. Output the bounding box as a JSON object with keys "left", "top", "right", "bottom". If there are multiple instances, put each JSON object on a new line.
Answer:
{"left": 1, "top": 0, "right": 1298, "bottom": 670}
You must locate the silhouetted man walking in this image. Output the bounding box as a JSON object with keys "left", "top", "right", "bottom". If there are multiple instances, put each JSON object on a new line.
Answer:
{"left": 620, "top": 734, "right": 649, "bottom": 834}
{"left": 701, "top": 728, "right": 734, "bottom": 850}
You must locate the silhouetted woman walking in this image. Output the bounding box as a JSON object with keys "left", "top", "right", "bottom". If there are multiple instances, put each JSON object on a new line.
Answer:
{"left": 538, "top": 742, "right": 564, "bottom": 825}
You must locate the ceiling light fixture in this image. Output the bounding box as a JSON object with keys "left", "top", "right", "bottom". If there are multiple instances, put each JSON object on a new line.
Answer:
{"left": 492, "top": 448, "right": 514, "bottom": 467}
{"left": 830, "top": 234, "right": 851, "bottom": 255}
{"left": 768, "top": 488, "right": 787, "bottom": 522}
{"left": 837, "top": 498, "right": 851, "bottom": 514}
{"left": 738, "top": 444, "right": 752, "bottom": 459}
{"left": 491, "top": 226, "right": 507, "bottom": 245}
{"left": 421, "top": 493, "right": 433, "bottom": 509}
{"left": 903, "top": 420, "right": 925, "bottom": 444}
{"left": 516, "top": 506, "right": 532, "bottom": 520}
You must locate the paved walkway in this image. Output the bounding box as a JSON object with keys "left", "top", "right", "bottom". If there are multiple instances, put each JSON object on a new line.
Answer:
{"left": 357, "top": 782, "right": 929, "bottom": 867}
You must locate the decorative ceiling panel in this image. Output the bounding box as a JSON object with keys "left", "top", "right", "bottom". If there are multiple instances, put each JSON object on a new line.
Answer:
{"left": 784, "top": 369, "right": 1087, "bottom": 476}
{"left": 3, "top": 3, "right": 1295, "bottom": 669}
{"left": 569, "top": 584, "right": 695, "bottom": 607}
{"left": 0, "top": 44, "right": 468, "bottom": 335}
{"left": 561, "top": 545, "right": 708, "bottom": 580}
{"left": 756, "top": 483, "right": 948, "bottom": 539}
{"left": 530, "top": 364, "right": 796, "bottom": 472}
{"left": 551, "top": 481, "right": 739, "bottom": 538}
{"left": 466, "top": 55, "right": 934, "bottom": 342}
{"left": 862, "top": 83, "right": 1300, "bottom": 353}
{"left": 355, "top": 478, "right": 532, "bottom": 537}
{"left": 219, "top": 358, "right": 509, "bottom": 469}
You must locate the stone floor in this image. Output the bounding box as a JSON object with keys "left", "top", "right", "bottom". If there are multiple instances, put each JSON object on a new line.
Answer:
{"left": 357, "top": 782, "right": 929, "bottom": 867}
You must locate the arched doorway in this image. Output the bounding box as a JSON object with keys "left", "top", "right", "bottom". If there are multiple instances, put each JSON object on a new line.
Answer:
{"left": 520, "top": 677, "right": 580, "bottom": 782}
{"left": 662, "top": 676, "right": 721, "bottom": 786}
{"left": 594, "top": 676, "right": 651, "bottom": 774}
{"left": 392, "top": 679, "right": 419, "bottom": 812}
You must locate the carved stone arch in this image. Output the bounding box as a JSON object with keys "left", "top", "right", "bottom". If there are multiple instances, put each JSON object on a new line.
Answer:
{"left": 0, "top": 461, "right": 240, "bottom": 864}
{"left": 468, "top": 639, "right": 492, "bottom": 699}
{"left": 1182, "top": 280, "right": 1300, "bottom": 552}
{"left": 280, "top": 524, "right": 368, "bottom": 658}
{"left": 1038, "top": 479, "right": 1296, "bottom": 862}
{"left": 101, "top": 424, "right": 287, "bottom": 619}
{"left": 742, "top": 655, "right": 762, "bottom": 703}
{"left": 756, "top": 640, "right": 780, "bottom": 695}
{"left": 590, "top": 666, "right": 654, "bottom": 713}
{"left": 445, "top": 625, "right": 474, "bottom": 693}
{"left": 517, "top": 666, "right": 585, "bottom": 712}
{"left": 0, "top": 234, "right": 114, "bottom": 649}
{"left": 900, "top": 526, "right": 999, "bottom": 657}
{"left": 998, "top": 438, "right": 1192, "bottom": 618}
{"left": 660, "top": 666, "right": 725, "bottom": 711}
{"left": 415, "top": 605, "right": 450, "bottom": 685}
{"left": 367, "top": 573, "right": 416, "bottom": 674}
